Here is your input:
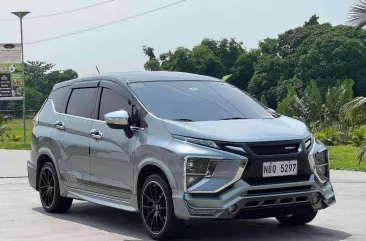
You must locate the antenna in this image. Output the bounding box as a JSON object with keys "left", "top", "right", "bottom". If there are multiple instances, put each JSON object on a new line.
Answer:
{"left": 96, "top": 66, "right": 100, "bottom": 74}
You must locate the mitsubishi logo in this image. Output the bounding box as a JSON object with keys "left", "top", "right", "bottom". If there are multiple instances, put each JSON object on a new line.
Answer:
{"left": 285, "top": 146, "right": 295, "bottom": 150}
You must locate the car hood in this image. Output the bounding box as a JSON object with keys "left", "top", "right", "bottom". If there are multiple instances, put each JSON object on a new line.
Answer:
{"left": 161, "top": 116, "right": 310, "bottom": 142}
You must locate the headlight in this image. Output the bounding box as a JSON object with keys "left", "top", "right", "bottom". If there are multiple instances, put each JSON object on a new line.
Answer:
{"left": 313, "top": 148, "right": 329, "bottom": 183}
{"left": 173, "top": 135, "right": 219, "bottom": 149}
{"left": 305, "top": 134, "right": 314, "bottom": 151}
{"left": 184, "top": 157, "right": 219, "bottom": 191}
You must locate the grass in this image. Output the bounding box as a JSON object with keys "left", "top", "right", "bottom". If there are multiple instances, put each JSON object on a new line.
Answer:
{"left": 0, "top": 119, "right": 32, "bottom": 150}
{"left": 1, "top": 119, "right": 365, "bottom": 171}
{"left": 328, "top": 145, "right": 366, "bottom": 172}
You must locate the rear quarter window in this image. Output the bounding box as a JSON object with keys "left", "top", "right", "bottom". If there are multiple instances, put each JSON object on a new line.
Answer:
{"left": 49, "top": 86, "right": 71, "bottom": 113}
{"left": 37, "top": 99, "right": 56, "bottom": 123}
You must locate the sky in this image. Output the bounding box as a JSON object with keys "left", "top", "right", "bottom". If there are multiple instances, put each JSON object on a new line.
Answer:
{"left": 0, "top": 0, "right": 355, "bottom": 77}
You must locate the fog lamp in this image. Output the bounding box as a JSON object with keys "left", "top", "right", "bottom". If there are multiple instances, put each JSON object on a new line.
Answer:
{"left": 227, "top": 204, "right": 239, "bottom": 214}
{"left": 312, "top": 195, "right": 320, "bottom": 205}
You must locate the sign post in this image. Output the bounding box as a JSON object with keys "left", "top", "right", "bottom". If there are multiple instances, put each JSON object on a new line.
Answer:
{"left": 10, "top": 11, "right": 30, "bottom": 143}
{"left": 0, "top": 44, "right": 24, "bottom": 100}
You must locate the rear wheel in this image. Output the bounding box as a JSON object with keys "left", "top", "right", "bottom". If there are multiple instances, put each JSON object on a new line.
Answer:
{"left": 276, "top": 211, "right": 318, "bottom": 225}
{"left": 39, "top": 162, "right": 73, "bottom": 213}
{"left": 140, "top": 174, "right": 185, "bottom": 240}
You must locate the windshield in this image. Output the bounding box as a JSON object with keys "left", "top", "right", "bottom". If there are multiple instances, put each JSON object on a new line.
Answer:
{"left": 129, "top": 81, "right": 273, "bottom": 122}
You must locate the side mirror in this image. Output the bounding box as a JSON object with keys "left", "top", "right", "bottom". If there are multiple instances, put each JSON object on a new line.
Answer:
{"left": 268, "top": 108, "right": 276, "bottom": 113}
{"left": 105, "top": 110, "right": 129, "bottom": 129}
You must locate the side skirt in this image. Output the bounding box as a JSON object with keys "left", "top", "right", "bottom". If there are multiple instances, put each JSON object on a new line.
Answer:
{"left": 66, "top": 188, "right": 139, "bottom": 212}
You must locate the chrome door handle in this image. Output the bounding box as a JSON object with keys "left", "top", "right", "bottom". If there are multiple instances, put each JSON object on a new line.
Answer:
{"left": 55, "top": 121, "right": 65, "bottom": 131}
{"left": 90, "top": 129, "right": 103, "bottom": 140}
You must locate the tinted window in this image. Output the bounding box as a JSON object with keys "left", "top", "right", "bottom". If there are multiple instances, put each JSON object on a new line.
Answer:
{"left": 38, "top": 99, "right": 53, "bottom": 120}
{"left": 98, "top": 88, "right": 131, "bottom": 120}
{"left": 66, "top": 88, "right": 96, "bottom": 118}
{"left": 129, "top": 81, "right": 273, "bottom": 121}
{"left": 50, "top": 87, "right": 71, "bottom": 113}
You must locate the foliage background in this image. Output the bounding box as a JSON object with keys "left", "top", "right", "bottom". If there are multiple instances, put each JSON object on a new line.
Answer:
{"left": 143, "top": 15, "right": 366, "bottom": 110}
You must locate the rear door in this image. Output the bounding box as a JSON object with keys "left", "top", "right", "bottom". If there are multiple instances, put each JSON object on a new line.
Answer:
{"left": 89, "top": 81, "right": 137, "bottom": 199}
{"left": 50, "top": 81, "right": 99, "bottom": 189}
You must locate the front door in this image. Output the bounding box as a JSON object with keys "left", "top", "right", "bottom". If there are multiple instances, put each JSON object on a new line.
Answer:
{"left": 89, "top": 82, "right": 137, "bottom": 199}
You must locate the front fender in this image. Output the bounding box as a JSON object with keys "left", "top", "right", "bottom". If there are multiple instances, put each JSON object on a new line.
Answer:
{"left": 134, "top": 157, "right": 178, "bottom": 194}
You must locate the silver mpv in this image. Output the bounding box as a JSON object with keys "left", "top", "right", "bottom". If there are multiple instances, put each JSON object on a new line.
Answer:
{"left": 27, "top": 71, "right": 335, "bottom": 240}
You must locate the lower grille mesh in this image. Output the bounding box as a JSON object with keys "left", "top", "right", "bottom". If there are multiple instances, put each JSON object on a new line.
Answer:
{"left": 246, "top": 185, "right": 312, "bottom": 196}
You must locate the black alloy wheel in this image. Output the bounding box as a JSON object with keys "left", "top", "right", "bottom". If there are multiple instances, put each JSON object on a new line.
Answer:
{"left": 39, "top": 166, "right": 55, "bottom": 208}
{"left": 142, "top": 181, "right": 168, "bottom": 234}
{"left": 38, "top": 162, "right": 73, "bottom": 213}
{"left": 140, "top": 174, "right": 186, "bottom": 240}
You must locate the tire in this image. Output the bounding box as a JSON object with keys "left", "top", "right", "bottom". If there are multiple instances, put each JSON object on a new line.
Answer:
{"left": 276, "top": 211, "right": 318, "bottom": 225}
{"left": 38, "top": 162, "right": 73, "bottom": 213}
{"left": 140, "top": 174, "right": 186, "bottom": 240}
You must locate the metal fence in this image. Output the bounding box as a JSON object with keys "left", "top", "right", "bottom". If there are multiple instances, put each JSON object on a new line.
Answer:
{"left": 0, "top": 109, "right": 38, "bottom": 119}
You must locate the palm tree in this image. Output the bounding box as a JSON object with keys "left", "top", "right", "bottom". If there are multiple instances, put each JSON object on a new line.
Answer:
{"left": 341, "top": 97, "right": 366, "bottom": 163}
{"left": 347, "top": 0, "right": 366, "bottom": 28}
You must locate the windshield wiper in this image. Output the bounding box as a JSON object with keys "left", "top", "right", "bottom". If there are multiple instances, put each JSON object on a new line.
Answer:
{"left": 172, "top": 118, "right": 194, "bottom": 122}
{"left": 219, "top": 117, "right": 247, "bottom": 120}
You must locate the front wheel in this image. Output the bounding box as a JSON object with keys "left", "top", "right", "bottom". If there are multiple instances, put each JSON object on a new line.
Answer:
{"left": 276, "top": 211, "right": 318, "bottom": 225}
{"left": 140, "top": 174, "right": 185, "bottom": 240}
{"left": 39, "top": 162, "right": 73, "bottom": 213}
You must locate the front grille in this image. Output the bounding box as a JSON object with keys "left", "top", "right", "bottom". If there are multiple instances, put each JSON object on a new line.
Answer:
{"left": 246, "top": 185, "right": 312, "bottom": 196}
{"left": 247, "top": 142, "right": 300, "bottom": 155}
{"left": 217, "top": 139, "right": 313, "bottom": 188}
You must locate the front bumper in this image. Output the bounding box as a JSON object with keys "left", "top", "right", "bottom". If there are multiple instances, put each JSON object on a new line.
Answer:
{"left": 173, "top": 174, "right": 335, "bottom": 220}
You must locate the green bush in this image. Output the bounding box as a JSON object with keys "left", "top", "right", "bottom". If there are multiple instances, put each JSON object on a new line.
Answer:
{"left": 0, "top": 114, "right": 16, "bottom": 142}
{"left": 315, "top": 127, "right": 353, "bottom": 146}
{"left": 352, "top": 125, "right": 366, "bottom": 147}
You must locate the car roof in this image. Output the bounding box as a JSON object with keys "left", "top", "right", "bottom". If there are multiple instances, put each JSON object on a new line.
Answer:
{"left": 53, "top": 71, "right": 221, "bottom": 90}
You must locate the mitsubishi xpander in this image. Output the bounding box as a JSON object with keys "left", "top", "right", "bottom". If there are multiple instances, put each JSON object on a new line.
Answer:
{"left": 27, "top": 71, "right": 335, "bottom": 240}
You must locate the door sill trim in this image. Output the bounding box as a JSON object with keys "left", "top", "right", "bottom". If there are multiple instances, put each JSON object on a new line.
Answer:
{"left": 66, "top": 188, "right": 138, "bottom": 212}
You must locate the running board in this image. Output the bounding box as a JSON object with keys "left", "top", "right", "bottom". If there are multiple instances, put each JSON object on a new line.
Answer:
{"left": 66, "top": 188, "right": 138, "bottom": 212}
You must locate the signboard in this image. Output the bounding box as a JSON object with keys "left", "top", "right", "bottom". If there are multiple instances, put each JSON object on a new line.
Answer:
{"left": 0, "top": 43, "right": 23, "bottom": 100}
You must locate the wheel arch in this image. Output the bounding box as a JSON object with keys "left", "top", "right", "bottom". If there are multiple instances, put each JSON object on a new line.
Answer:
{"left": 35, "top": 148, "right": 60, "bottom": 190}
{"left": 135, "top": 159, "right": 178, "bottom": 207}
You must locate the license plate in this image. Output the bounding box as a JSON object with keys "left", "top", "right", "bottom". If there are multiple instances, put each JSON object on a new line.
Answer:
{"left": 263, "top": 160, "right": 297, "bottom": 177}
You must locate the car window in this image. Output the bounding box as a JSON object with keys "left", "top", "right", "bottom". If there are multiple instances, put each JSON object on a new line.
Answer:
{"left": 129, "top": 81, "right": 273, "bottom": 121}
{"left": 66, "top": 88, "right": 97, "bottom": 118}
{"left": 50, "top": 86, "right": 71, "bottom": 113}
{"left": 98, "top": 88, "right": 131, "bottom": 121}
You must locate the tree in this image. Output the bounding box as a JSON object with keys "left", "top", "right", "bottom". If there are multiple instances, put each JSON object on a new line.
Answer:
{"left": 304, "top": 14, "right": 319, "bottom": 27}
{"left": 200, "top": 38, "right": 245, "bottom": 73}
{"left": 142, "top": 38, "right": 253, "bottom": 87}
{"left": 142, "top": 15, "right": 366, "bottom": 109}
{"left": 143, "top": 46, "right": 160, "bottom": 71}
{"left": 347, "top": 0, "right": 366, "bottom": 29}
{"left": 248, "top": 54, "right": 283, "bottom": 108}
{"left": 341, "top": 96, "right": 366, "bottom": 163}
{"left": 278, "top": 79, "right": 355, "bottom": 130}
{"left": 250, "top": 17, "right": 366, "bottom": 108}
{"left": 228, "top": 49, "right": 260, "bottom": 90}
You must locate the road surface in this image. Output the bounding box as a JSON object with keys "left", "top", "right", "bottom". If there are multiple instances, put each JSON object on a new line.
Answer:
{"left": 0, "top": 150, "right": 365, "bottom": 241}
